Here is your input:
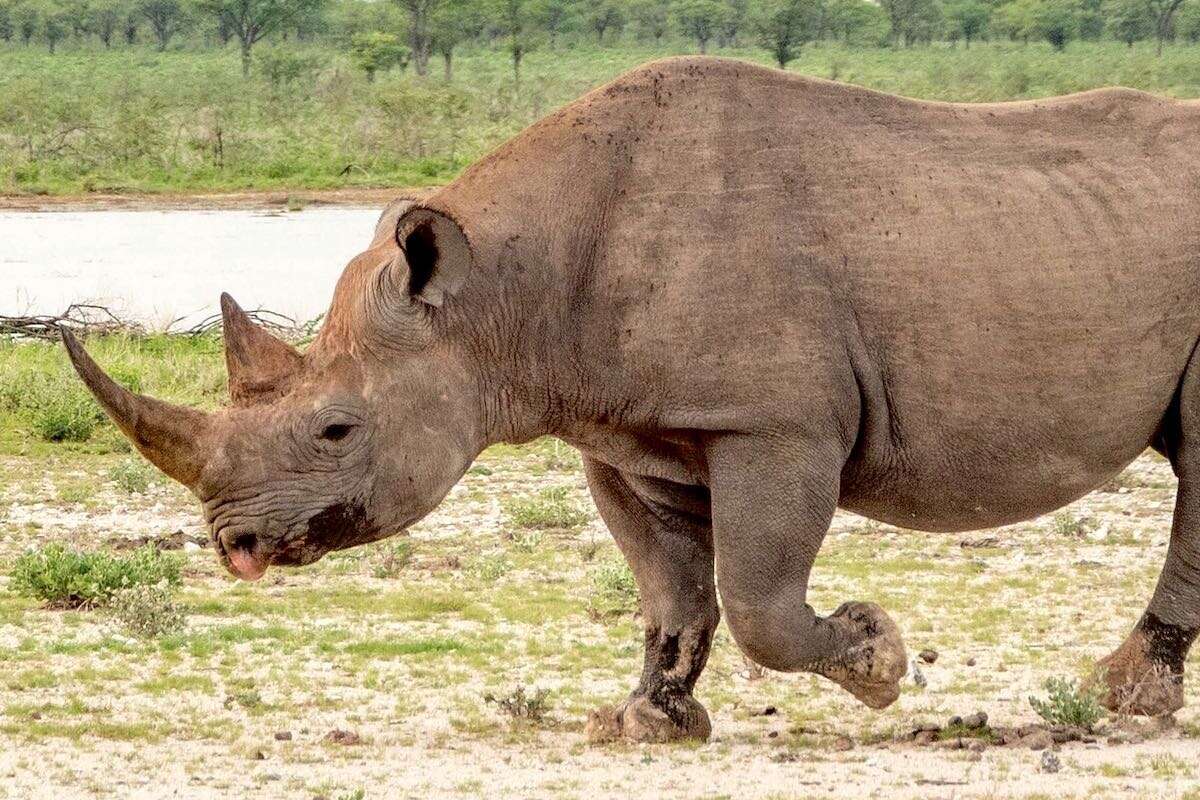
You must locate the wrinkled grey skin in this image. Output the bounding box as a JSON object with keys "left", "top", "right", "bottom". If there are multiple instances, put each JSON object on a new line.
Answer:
{"left": 68, "top": 57, "right": 1200, "bottom": 743}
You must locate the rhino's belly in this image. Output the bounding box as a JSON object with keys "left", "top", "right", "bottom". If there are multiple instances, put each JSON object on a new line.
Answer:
{"left": 837, "top": 426, "right": 1155, "bottom": 533}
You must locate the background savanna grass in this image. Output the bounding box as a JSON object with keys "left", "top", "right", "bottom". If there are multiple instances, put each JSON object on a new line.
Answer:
{"left": 2, "top": 40, "right": 1199, "bottom": 197}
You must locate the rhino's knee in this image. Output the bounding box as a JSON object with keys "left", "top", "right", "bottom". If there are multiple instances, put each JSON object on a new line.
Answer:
{"left": 723, "top": 602, "right": 810, "bottom": 672}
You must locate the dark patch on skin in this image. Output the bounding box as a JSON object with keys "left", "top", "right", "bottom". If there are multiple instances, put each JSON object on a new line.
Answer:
{"left": 305, "top": 502, "right": 372, "bottom": 551}
{"left": 1139, "top": 612, "right": 1199, "bottom": 674}
{"left": 635, "top": 625, "right": 713, "bottom": 729}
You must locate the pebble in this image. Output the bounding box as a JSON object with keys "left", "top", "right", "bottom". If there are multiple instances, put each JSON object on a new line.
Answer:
{"left": 753, "top": 706, "right": 778, "bottom": 717}
{"left": 274, "top": 731, "right": 293, "bottom": 741}
{"left": 834, "top": 736, "right": 854, "bottom": 751}
{"left": 965, "top": 657, "right": 977, "bottom": 667}
{"left": 1040, "top": 750, "right": 1061, "bottom": 773}
{"left": 918, "top": 649, "right": 939, "bottom": 664}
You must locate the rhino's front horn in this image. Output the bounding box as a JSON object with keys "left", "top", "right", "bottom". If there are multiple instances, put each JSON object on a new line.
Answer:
{"left": 62, "top": 329, "right": 214, "bottom": 487}
{"left": 220, "top": 293, "right": 302, "bottom": 406}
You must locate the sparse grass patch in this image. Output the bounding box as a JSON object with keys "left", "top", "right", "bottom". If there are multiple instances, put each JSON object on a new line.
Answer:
{"left": 1029, "top": 676, "right": 1105, "bottom": 729}
{"left": 107, "top": 457, "right": 157, "bottom": 494}
{"left": 345, "top": 637, "right": 466, "bottom": 659}
{"left": 370, "top": 540, "right": 413, "bottom": 579}
{"left": 10, "top": 544, "right": 181, "bottom": 609}
{"left": 1052, "top": 512, "right": 1094, "bottom": 538}
{"left": 471, "top": 555, "right": 513, "bottom": 581}
{"left": 504, "top": 486, "right": 590, "bottom": 531}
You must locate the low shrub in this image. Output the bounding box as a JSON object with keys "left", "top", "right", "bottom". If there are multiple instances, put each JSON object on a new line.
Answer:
{"left": 587, "top": 558, "right": 639, "bottom": 619}
{"left": 10, "top": 544, "right": 182, "bottom": 609}
{"left": 1029, "top": 676, "right": 1105, "bottom": 729}
{"left": 108, "top": 457, "right": 157, "bottom": 494}
{"left": 109, "top": 581, "right": 187, "bottom": 637}
{"left": 483, "top": 685, "right": 551, "bottom": 723}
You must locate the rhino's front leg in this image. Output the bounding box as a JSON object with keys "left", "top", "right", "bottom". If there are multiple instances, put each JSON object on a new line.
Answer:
{"left": 708, "top": 435, "right": 908, "bottom": 709}
{"left": 582, "top": 457, "right": 719, "bottom": 743}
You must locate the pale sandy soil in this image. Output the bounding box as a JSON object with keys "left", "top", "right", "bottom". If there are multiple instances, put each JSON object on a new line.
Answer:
{"left": 1, "top": 446, "right": 1199, "bottom": 800}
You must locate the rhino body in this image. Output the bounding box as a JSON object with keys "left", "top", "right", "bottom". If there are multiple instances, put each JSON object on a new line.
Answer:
{"left": 67, "top": 57, "right": 1200, "bottom": 740}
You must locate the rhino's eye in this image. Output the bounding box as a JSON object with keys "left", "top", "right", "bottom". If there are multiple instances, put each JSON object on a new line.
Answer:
{"left": 320, "top": 423, "right": 357, "bottom": 442}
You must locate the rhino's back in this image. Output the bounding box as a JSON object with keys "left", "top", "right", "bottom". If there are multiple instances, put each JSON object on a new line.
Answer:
{"left": 438, "top": 59, "right": 1200, "bottom": 529}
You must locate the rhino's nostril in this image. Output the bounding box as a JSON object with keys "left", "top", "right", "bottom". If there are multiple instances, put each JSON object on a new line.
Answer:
{"left": 230, "top": 533, "right": 258, "bottom": 554}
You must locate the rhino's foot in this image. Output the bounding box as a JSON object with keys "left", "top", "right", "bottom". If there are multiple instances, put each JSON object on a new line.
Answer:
{"left": 586, "top": 694, "right": 711, "bottom": 744}
{"left": 1096, "top": 630, "right": 1184, "bottom": 717}
{"left": 819, "top": 601, "right": 907, "bottom": 710}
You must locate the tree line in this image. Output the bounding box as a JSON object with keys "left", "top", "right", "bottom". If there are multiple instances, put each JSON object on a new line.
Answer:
{"left": 1, "top": 0, "right": 1198, "bottom": 79}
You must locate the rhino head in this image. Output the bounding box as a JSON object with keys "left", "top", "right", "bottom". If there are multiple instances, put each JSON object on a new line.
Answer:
{"left": 64, "top": 207, "right": 491, "bottom": 581}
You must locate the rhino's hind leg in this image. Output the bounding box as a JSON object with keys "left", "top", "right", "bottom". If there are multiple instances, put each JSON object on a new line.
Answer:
{"left": 581, "top": 458, "right": 719, "bottom": 743}
{"left": 708, "top": 436, "right": 907, "bottom": 709}
{"left": 1099, "top": 352, "right": 1200, "bottom": 716}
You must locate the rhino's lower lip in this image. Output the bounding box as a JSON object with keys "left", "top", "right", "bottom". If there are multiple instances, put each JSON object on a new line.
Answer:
{"left": 226, "top": 544, "right": 269, "bottom": 581}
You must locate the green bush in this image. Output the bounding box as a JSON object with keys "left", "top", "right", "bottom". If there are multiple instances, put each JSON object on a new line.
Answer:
{"left": 587, "top": 558, "right": 639, "bottom": 618}
{"left": 504, "top": 486, "right": 591, "bottom": 530}
{"left": 109, "top": 581, "right": 187, "bottom": 637}
{"left": 0, "top": 369, "right": 102, "bottom": 442}
{"left": 27, "top": 387, "right": 101, "bottom": 442}
{"left": 1029, "top": 676, "right": 1105, "bottom": 728}
{"left": 10, "top": 544, "right": 182, "bottom": 609}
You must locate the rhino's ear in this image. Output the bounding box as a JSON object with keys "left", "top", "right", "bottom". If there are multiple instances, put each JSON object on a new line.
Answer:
{"left": 220, "top": 293, "right": 303, "bottom": 406}
{"left": 394, "top": 208, "right": 472, "bottom": 308}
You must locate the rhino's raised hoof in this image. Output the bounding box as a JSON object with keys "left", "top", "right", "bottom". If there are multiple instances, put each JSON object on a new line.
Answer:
{"left": 821, "top": 602, "right": 908, "bottom": 710}
{"left": 586, "top": 695, "right": 711, "bottom": 744}
{"left": 1096, "top": 632, "right": 1184, "bottom": 717}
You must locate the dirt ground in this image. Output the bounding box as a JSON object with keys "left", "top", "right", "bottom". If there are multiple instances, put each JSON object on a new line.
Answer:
{"left": 2, "top": 444, "right": 1199, "bottom": 800}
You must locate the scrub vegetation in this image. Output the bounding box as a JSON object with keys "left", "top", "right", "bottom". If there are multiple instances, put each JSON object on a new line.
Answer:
{"left": 2, "top": 0, "right": 1200, "bottom": 196}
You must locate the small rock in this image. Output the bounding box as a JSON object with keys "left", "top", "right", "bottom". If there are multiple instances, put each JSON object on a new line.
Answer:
{"left": 947, "top": 715, "right": 963, "bottom": 727}
{"left": 913, "top": 721, "right": 941, "bottom": 733}
{"left": 273, "top": 731, "right": 292, "bottom": 741}
{"left": 996, "top": 728, "right": 1023, "bottom": 746}
{"left": 768, "top": 730, "right": 779, "bottom": 738}
{"left": 966, "top": 739, "right": 988, "bottom": 752}
{"left": 934, "top": 737, "right": 964, "bottom": 750}
{"left": 918, "top": 649, "right": 939, "bottom": 664}
{"left": 834, "top": 736, "right": 854, "bottom": 751}
{"left": 911, "top": 662, "right": 927, "bottom": 687}
{"left": 1017, "top": 723, "right": 1042, "bottom": 738}
{"left": 913, "top": 730, "right": 938, "bottom": 746}
{"left": 1024, "top": 731, "right": 1054, "bottom": 751}
{"left": 252, "top": 750, "right": 266, "bottom": 761}
{"left": 965, "top": 657, "right": 977, "bottom": 667}
{"left": 753, "top": 705, "right": 778, "bottom": 717}
{"left": 961, "top": 712, "right": 988, "bottom": 730}
{"left": 324, "top": 729, "right": 362, "bottom": 746}
{"left": 1040, "top": 750, "right": 1061, "bottom": 773}
{"left": 1106, "top": 730, "right": 1145, "bottom": 746}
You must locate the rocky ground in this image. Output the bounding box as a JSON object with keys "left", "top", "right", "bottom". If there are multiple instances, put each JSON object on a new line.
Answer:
{"left": 1, "top": 443, "right": 1198, "bottom": 800}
